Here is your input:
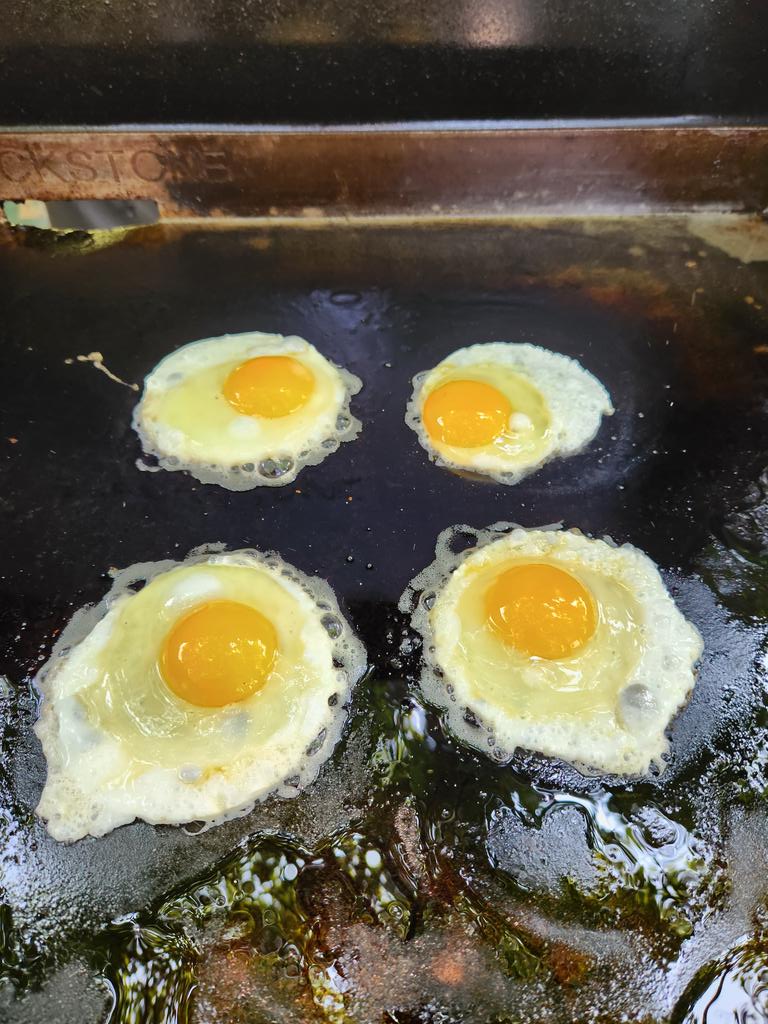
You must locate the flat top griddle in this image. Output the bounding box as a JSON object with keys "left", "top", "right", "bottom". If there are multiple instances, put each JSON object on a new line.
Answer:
{"left": 2, "top": 212, "right": 768, "bottom": 1023}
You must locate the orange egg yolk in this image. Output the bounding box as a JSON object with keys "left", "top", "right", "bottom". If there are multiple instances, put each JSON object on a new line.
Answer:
{"left": 223, "top": 356, "right": 315, "bottom": 418}
{"left": 159, "top": 599, "right": 278, "bottom": 707}
{"left": 422, "top": 379, "right": 512, "bottom": 448}
{"left": 484, "top": 563, "right": 597, "bottom": 660}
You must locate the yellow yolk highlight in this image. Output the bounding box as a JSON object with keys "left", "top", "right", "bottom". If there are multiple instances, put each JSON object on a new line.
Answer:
{"left": 223, "top": 355, "right": 315, "bottom": 418}
{"left": 485, "top": 563, "right": 597, "bottom": 660}
{"left": 159, "top": 599, "right": 278, "bottom": 708}
{"left": 422, "top": 379, "right": 512, "bottom": 448}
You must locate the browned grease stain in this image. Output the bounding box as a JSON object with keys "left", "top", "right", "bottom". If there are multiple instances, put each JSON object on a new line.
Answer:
{"left": 521, "top": 260, "right": 763, "bottom": 402}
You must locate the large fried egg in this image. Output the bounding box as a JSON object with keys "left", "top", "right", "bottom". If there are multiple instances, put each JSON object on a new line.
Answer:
{"left": 401, "top": 525, "right": 702, "bottom": 775}
{"left": 34, "top": 547, "right": 366, "bottom": 842}
{"left": 133, "top": 332, "right": 362, "bottom": 489}
{"left": 405, "top": 343, "right": 613, "bottom": 484}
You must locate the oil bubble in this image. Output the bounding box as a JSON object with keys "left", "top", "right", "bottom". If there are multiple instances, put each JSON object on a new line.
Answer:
{"left": 258, "top": 457, "right": 294, "bottom": 479}
{"left": 322, "top": 615, "right": 343, "bottom": 638}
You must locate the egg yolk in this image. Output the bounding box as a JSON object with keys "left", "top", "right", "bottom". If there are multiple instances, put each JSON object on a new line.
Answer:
{"left": 223, "top": 356, "right": 315, "bottom": 418}
{"left": 485, "top": 563, "right": 597, "bottom": 660}
{"left": 159, "top": 600, "right": 278, "bottom": 707}
{"left": 422, "top": 379, "right": 512, "bottom": 448}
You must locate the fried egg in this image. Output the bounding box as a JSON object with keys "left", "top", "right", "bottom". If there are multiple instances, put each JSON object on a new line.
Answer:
{"left": 133, "top": 332, "right": 362, "bottom": 489}
{"left": 401, "top": 525, "right": 702, "bottom": 775}
{"left": 405, "top": 343, "right": 613, "bottom": 484}
{"left": 34, "top": 546, "right": 366, "bottom": 842}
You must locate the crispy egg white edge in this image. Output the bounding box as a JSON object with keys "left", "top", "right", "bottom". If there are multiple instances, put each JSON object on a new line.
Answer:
{"left": 399, "top": 523, "right": 703, "bottom": 777}
{"left": 132, "top": 332, "right": 363, "bottom": 490}
{"left": 33, "top": 544, "right": 367, "bottom": 842}
{"left": 404, "top": 342, "right": 614, "bottom": 485}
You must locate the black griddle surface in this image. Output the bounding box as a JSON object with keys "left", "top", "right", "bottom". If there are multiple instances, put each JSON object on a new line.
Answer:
{"left": 2, "top": 218, "right": 768, "bottom": 1023}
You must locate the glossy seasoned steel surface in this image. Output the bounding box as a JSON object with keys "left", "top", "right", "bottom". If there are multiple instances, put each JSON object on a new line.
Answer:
{"left": 1, "top": 216, "right": 768, "bottom": 1022}
{"left": 1, "top": 0, "right": 766, "bottom": 124}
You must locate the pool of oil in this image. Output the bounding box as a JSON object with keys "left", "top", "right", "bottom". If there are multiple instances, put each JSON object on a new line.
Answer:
{"left": 1, "top": 217, "right": 768, "bottom": 1022}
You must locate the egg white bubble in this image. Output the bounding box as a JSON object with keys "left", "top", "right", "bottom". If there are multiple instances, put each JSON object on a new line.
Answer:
{"left": 132, "top": 332, "right": 362, "bottom": 490}
{"left": 164, "top": 571, "right": 224, "bottom": 608}
{"left": 405, "top": 342, "right": 614, "bottom": 484}
{"left": 34, "top": 545, "right": 367, "bottom": 842}
{"left": 400, "top": 523, "right": 703, "bottom": 777}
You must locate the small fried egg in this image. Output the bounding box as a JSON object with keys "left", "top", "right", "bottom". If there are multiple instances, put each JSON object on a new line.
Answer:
{"left": 405, "top": 343, "right": 613, "bottom": 484}
{"left": 34, "top": 547, "right": 366, "bottom": 842}
{"left": 401, "top": 525, "right": 702, "bottom": 775}
{"left": 133, "top": 332, "right": 362, "bottom": 489}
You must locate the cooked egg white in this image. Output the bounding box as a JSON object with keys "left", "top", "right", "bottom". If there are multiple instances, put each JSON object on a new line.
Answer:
{"left": 34, "top": 546, "right": 366, "bottom": 842}
{"left": 133, "top": 332, "right": 362, "bottom": 489}
{"left": 401, "top": 524, "right": 702, "bottom": 775}
{"left": 405, "top": 343, "right": 613, "bottom": 484}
